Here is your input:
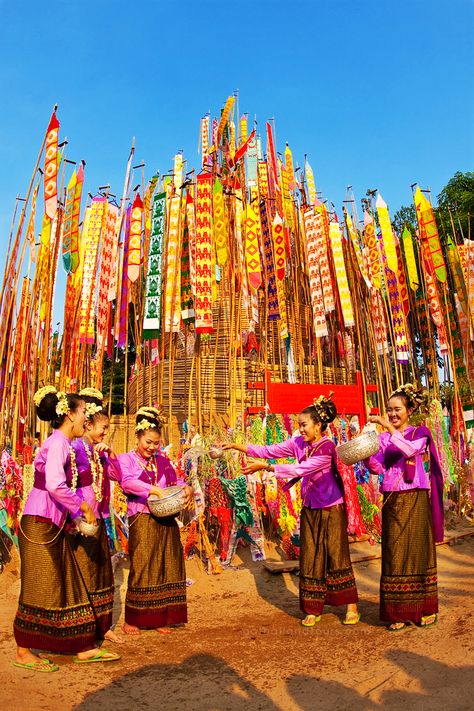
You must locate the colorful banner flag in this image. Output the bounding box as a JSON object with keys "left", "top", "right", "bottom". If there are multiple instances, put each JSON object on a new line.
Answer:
{"left": 414, "top": 186, "right": 447, "bottom": 282}
{"left": 143, "top": 192, "right": 166, "bottom": 339}
{"left": 128, "top": 192, "right": 143, "bottom": 283}
{"left": 303, "top": 209, "right": 328, "bottom": 337}
{"left": 329, "top": 221, "right": 354, "bottom": 328}
{"left": 44, "top": 111, "right": 59, "bottom": 219}
{"left": 244, "top": 205, "right": 262, "bottom": 291}
{"left": 195, "top": 173, "right": 213, "bottom": 334}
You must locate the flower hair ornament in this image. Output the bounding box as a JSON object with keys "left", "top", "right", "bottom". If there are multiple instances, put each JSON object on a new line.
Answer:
{"left": 136, "top": 405, "right": 167, "bottom": 426}
{"left": 85, "top": 402, "right": 103, "bottom": 419}
{"left": 312, "top": 392, "right": 334, "bottom": 423}
{"left": 33, "top": 385, "right": 56, "bottom": 407}
{"left": 55, "top": 391, "right": 70, "bottom": 416}
{"left": 79, "top": 387, "right": 104, "bottom": 400}
{"left": 135, "top": 418, "right": 155, "bottom": 433}
{"left": 391, "top": 383, "right": 426, "bottom": 411}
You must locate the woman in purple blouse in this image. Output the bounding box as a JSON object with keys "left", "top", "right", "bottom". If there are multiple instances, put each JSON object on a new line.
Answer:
{"left": 117, "top": 407, "right": 193, "bottom": 635}
{"left": 13, "top": 387, "right": 120, "bottom": 672}
{"left": 223, "top": 396, "right": 360, "bottom": 627}
{"left": 365, "top": 383, "right": 444, "bottom": 631}
{"left": 67, "top": 388, "right": 123, "bottom": 644}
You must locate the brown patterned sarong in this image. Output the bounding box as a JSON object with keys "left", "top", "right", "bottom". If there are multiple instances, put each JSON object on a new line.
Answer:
{"left": 299, "top": 505, "right": 358, "bottom": 615}
{"left": 66, "top": 520, "right": 114, "bottom": 639}
{"left": 125, "top": 513, "right": 187, "bottom": 628}
{"left": 13, "top": 515, "right": 97, "bottom": 653}
{"left": 381, "top": 489, "right": 438, "bottom": 624}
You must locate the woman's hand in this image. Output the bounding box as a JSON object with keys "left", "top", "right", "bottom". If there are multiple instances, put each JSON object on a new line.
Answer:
{"left": 368, "top": 414, "right": 391, "bottom": 430}
{"left": 95, "top": 442, "right": 112, "bottom": 456}
{"left": 149, "top": 485, "right": 164, "bottom": 498}
{"left": 221, "top": 442, "right": 248, "bottom": 454}
{"left": 80, "top": 501, "right": 96, "bottom": 525}
{"left": 181, "top": 485, "right": 194, "bottom": 509}
{"left": 242, "top": 461, "right": 268, "bottom": 476}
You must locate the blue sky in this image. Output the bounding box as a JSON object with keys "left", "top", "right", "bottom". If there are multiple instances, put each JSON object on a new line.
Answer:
{"left": 0, "top": 0, "right": 473, "bottom": 269}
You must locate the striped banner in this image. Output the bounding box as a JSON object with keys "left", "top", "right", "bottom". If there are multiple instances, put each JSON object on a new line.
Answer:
{"left": 43, "top": 112, "right": 59, "bottom": 219}
{"left": 143, "top": 192, "right": 166, "bottom": 339}
{"left": 329, "top": 221, "right": 354, "bottom": 328}
{"left": 79, "top": 198, "right": 106, "bottom": 344}
{"left": 195, "top": 173, "right": 213, "bottom": 334}
{"left": 303, "top": 209, "right": 328, "bottom": 337}
{"left": 164, "top": 194, "right": 182, "bottom": 333}
{"left": 244, "top": 205, "right": 262, "bottom": 291}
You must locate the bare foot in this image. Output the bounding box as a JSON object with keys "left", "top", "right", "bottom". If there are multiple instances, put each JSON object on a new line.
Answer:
{"left": 122, "top": 623, "right": 140, "bottom": 636}
{"left": 104, "top": 629, "right": 124, "bottom": 644}
{"left": 156, "top": 627, "right": 173, "bottom": 635}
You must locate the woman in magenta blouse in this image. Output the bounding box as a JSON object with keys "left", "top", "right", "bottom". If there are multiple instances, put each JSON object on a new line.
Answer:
{"left": 223, "top": 396, "right": 360, "bottom": 627}
{"left": 365, "top": 383, "right": 444, "bottom": 631}
{"left": 13, "top": 387, "right": 120, "bottom": 672}
{"left": 117, "top": 406, "right": 193, "bottom": 635}
{"left": 68, "top": 388, "right": 122, "bottom": 644}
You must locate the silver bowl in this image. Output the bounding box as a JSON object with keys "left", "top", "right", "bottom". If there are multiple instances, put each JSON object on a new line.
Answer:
{"left": 208, "top": 447, "right": 224, "bottom": 460}
{"left": 336, "top": 430, "right": 380, "bottom": 465}
{"left": 147, "top": 486, "right": 185, "bottom": 518}
{"left": 76, "top": 518, "right": 100, "bottom": 537}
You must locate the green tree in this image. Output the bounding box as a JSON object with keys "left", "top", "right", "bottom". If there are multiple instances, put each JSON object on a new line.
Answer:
{"left": 436, "top": 171, "right": 474, "bottom": 241}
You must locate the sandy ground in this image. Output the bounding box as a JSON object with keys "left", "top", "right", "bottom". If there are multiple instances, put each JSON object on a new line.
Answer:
{"left": 0, "top": 534, "right": 473, "bottom": 711}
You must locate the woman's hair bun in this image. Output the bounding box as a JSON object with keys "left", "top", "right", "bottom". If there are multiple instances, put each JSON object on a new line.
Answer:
{"left": 312, "top": 393, "right": 337, "bottom": 424}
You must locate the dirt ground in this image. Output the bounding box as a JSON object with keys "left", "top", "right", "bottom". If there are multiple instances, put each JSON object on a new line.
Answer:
{"left": 0, "top": 533, "right": 473, "bottom": 711}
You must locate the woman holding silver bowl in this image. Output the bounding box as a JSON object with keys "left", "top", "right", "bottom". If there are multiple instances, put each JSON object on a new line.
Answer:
{"left": 118, "top": 406, "right": 193, "bottom": 635}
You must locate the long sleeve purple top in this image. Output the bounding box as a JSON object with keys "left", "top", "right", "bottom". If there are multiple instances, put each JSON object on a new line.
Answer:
{"left": 246, "top": 435, "right": 343, "bottom": 509}
{"left": 117, "top": 450, "right": 183, "bottom": 517}
{"left": 23, "top": 429, "right": 83, "bottom": 526}
{"left": 364, "top": 427, "right": 430, "bottom": 492}
{"left": 69, "top": 438, "right": 122, "bottom": 519}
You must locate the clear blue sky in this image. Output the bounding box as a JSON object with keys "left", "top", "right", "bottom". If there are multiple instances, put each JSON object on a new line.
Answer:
{"left": 0, "top": 0, "right": 472, "bottom": 267}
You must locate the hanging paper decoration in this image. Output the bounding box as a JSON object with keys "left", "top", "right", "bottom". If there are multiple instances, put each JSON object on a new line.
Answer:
{"left": 213, "top": 178, "right": 228, "bottom": 267}
{"left": 395, "top": 241, "right": 410, "bottom": 316}
{"left": 200, "top": 115, "right": 210, "bottom": 167}
{"left": 259, "top": 200, "right": 278, "bottom": 319}
{"left": 345, "top": 211, "right": 368, "bottom": 285}
{"left": 314, "top": 208, "right": 335, "bottom": 313}
{"left": 303, "top": 209, "right": 328, "bottom": 337}
{"left": 79, "top": 198, "right": 106, "bottom": 344}
{"left": 127, "top": 192, "right": 143, "bottom": 283}
{"left": 457, "top": 240, "right": 474, "bottom": 329}
{"left": 117, "top": 205, "right": 131, "bottom": 348}
{"left": 164, "top": 194, "right": 181, "bottom": 333}
{"left": 446, "top": 237, "right": 469, "bottom": 316}
{"left": 244, "top": 205, "right": 262, "bottom": 291}
{"left": 376, "top": 193, "right": 398, "bottom": 274}
{"left": 43, "top": 111, "right": 59, "bottom": 219}
{"left": 414, "top": 186, "right": 447, "bottom": 282}
{"left": 144, "top": 173, "right": 159, "bottom": 239}
{"left": 239, "top": 114, "right": 248, "bottom": 144}
{"left": 26, "top": 182, "right": 39, "bottom": 264}
{"left": 186, "top": 191, "right": 196, "bottom": 296}
{"left": 96, "top": 202, "right": 118, "bottom": 355}
{"left": 61, "top": 170, "right": 76, "bottom": 272}
{"left": 234, "top": 191, "right": 251, "bottom": 317}
{"left": 257, "top": 161, "right": 269, "bottom": 199}
{"left": 233, "top": 128, "right": 256, "bottom": 165}
{"left": 68, "top": 162, "right": 84, "bottom": 274}
{"left": 195, "top": 172, "right": 213, "bottom": 334}
{"left": 143, "top": 192, "right": 166, "bottom": 339}
{"left": 380, "top": 236, "right": 409, "bottom": 362}
{"left": 402, "top": 226, "right": 419, "bottom": 291}
{"left": 246, "top": 131, "right": 258, "bottom": 184}
{"left": 364, "top": 211, "right": 381, "bottom": 289}
{"left": 329, "top": 221, "right": 354, "bottom": 327}
{"left": 305, "top": 160, "right": 317, "bottom": 205}
{"left": 284, "top": 143, "right": 295, "bottom": 192}
{"left": 216, "top": 95, "right": 234, "bottom": 146}
{"left": 422, "top": 248, "right": 448, "bottom": 353}
{"left": 181, "top": 208, "right": 194, "bottom": 322}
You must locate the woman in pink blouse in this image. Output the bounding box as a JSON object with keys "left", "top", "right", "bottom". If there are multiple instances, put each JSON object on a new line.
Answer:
{"left": 118, "top": 406, "right": 193, "bottom": 635}
{"left": 223, "top": 396, "right": 360, "bottom": 627}
{"left": 365, "top": 383, "right": 444, "bottom": 631}
{"left": 13, "top": 387, "right": 120, "bottom": 672}
{"left": 67, "top": 388, "right": 123, "bottom": 644}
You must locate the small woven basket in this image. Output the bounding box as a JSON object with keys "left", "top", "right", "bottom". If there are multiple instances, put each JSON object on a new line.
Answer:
{"left": 147, "top": 486, "right": 185, "bottom": 518}
{"left": 336, "top": 430, "right": 380, "bottom": 465}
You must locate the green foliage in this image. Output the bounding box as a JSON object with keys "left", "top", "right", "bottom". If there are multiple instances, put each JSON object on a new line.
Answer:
{"left": 436, "top": 171, "right": 474, "bottom": 241}
{"left": 392, "top": 204, "right": 417, "bottom": 235}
